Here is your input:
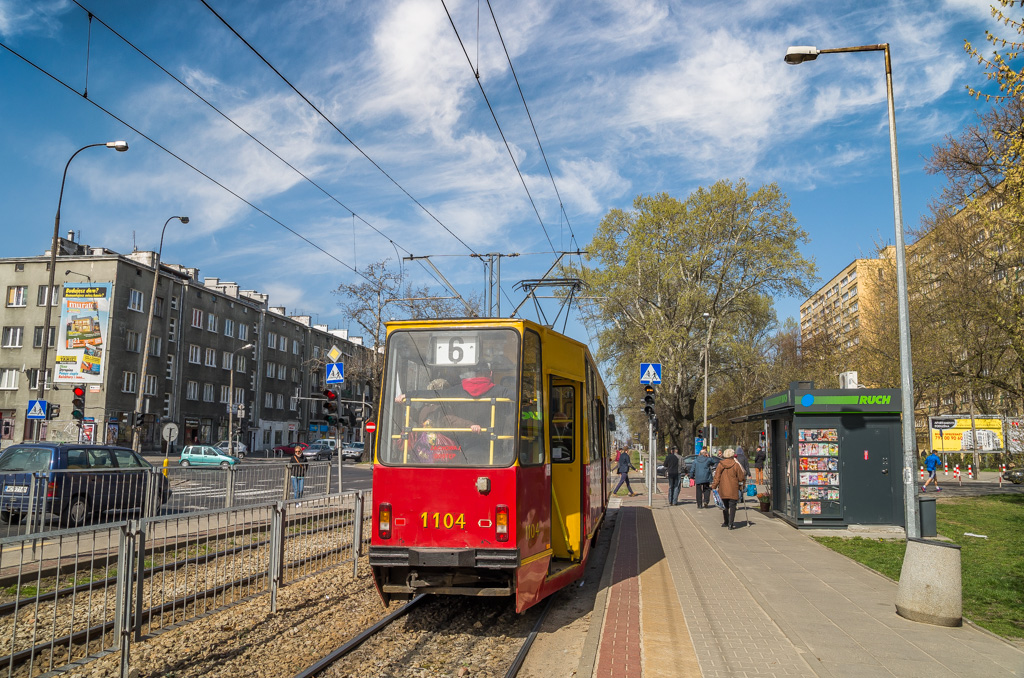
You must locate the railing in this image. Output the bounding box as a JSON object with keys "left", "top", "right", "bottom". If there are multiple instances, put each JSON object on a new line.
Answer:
{"left": 0, "top": 490, "right": 370, "bottom": 677}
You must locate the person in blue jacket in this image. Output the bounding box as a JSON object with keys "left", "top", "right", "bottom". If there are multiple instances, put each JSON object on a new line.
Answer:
{"left": 922, "top": 451, "right": 943, "bottom": 492}
{"left": 612, "top": 449, "right": 638, "bottom": 497}
{"left": 691, "top": 448, "right": 718, "bottom": 508}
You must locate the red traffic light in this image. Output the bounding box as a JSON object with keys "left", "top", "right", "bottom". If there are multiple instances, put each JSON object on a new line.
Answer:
{"left": 73, "top": 386, "right": 86, "bottom": 398}
{"left": 322, "top": 389, "right": 337, "bottom": 401}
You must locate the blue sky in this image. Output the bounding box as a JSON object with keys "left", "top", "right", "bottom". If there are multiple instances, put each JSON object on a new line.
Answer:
{"left": 0, "top": 0, "right": 1000, "bottom": 357}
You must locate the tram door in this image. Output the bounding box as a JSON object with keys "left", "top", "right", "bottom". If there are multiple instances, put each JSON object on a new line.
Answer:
{"left": 549, "top": 380, "right": 582, "bottom": 560}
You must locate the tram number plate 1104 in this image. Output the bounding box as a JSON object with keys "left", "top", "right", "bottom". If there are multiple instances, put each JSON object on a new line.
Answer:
{"left": 421, "top": 512, "right": 467, "bottom": 529}
{"left": 432, "top": 334, "right": 478, "bottom": 366}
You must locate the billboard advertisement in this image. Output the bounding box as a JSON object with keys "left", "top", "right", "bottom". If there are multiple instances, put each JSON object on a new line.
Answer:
{"left": 54, "top": 283, "right": 112, "bottom": 384}
{"left": 1008, "top": 418, "right": 1024, "bottom": 454}
{"left": 929, "top": 416, "right": 1004, "bottom": 453}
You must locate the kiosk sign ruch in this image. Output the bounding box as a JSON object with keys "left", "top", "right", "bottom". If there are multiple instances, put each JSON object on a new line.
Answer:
{"left": 929, "top": 415, "right": 1004, "bottom": 453}
{"left": 54, "top": 283, "right": 112, "bottom": 384}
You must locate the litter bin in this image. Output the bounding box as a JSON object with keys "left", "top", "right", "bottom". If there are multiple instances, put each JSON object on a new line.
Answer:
{"left": 918, "top": 496, "right": 937, "bottom": 537}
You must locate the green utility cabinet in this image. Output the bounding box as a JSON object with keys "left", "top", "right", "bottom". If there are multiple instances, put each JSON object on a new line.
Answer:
{"left": 760, "top": 382, "right": 905, "bottom": 529}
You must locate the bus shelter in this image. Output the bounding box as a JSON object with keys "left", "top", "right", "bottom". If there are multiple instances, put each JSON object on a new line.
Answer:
{"left": 743, "top": 382, "right": 905, "bottom": 529}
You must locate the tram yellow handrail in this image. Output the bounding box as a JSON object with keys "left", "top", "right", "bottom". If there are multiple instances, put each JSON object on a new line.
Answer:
{"left": 407, "top": 396, "right": 514, "bottom": 403}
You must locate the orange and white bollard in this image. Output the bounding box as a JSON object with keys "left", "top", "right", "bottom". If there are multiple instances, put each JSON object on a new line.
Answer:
{"left": 968, "top": 464, "right": 973, "bottom": 480}
{"left": 639, "top": 458, "right": 644, "bottom": 474}
{"left": 943, "top": 461, "right": 948, "bottom": 476}
{"left": 955, "top": 464, "right": 961, "bottom": 486}
{"left": 919, "top": 466, "right": 924, "bottom": 481}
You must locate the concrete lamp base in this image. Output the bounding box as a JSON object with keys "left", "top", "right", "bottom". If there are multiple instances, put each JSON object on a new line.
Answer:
{"left": 895, "top": 537, "right": 962, "bottom": 627}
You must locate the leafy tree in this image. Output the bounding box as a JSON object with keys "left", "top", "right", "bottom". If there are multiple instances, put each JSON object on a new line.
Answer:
{"left": 576, "top": 181, "right": 817, "bottom": 452}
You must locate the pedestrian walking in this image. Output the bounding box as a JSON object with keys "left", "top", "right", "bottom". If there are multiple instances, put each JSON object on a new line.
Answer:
{"left": 734, "top": 444, "right": 751, "bottom": 476}
{"left": 711, "top": 448, "right": 747, "bottom": 529}
{"left": 754, "top": 445, "right": 766, "bottom": 485}
{"left": 664, "top": 446, "right": 681, "bottom": 505}
{"left": 691, "top": 448, "right": 717, "bottom": 509}
{"left": 289, "top": 446, "right": 307, "bottom": 505}
{"left": 922, "top": 451, "right": 943, "bottom": 492}
{"left": 612, "top": 449, "right": 638, "bottom": 497}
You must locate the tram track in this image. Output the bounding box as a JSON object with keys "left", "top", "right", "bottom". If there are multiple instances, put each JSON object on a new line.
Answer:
{"left": 294, "top": 593, "right": 555, "bottom": 678}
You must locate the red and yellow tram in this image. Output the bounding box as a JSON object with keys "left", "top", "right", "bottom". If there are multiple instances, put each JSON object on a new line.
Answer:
{"left": 369, "top": 318, "right": 613, "bottom": 612}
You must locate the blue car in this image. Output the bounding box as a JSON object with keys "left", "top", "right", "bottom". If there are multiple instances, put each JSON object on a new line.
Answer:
{"left": 0, "top": 443, "right": 170, "bottom": 528}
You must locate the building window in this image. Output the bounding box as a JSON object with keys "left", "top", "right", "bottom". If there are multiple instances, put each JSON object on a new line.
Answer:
{"left": 235, "top": 387, "right": 244, "bottom": 404}
{"left": 191, "top": 309, "right": 203, "bottom": 328}
{"left": 186, "top": 381, "right": 199, "bottom": 400}
{"left": 122, "top": 371, "right": 138, "bottom": 393}
{"left": 149, "top": 336, "right": 162, "bottom": 357}
{"left": 276, "top": 394, "right": 284, "bottom": 409}
{"left": 154, "top": 296, "right": 164, "bottom": 318}
{"left": 188, "top": 344, "right": 201, "bottom": 364}
{"left": 264, "top": 392, "right": 273, "bottom": 408}
{"left": 125, "top": 330, "right": 142, "bottom": 353}
{"left": 220, "top": 385, "right": 230, "bottom": 403}
{"left": 206, "top": 314, "right": 217, "bottom": 333}
{"left": 292, "top": 339, "right": 299, "bottom": 355}
{"left": 0, "top": 369, "right": 19, "bottom": 390}
{"left": 203, "top": 383, "right": 214, "bottom": 402}
{"left": 144, "top": 374, "right": 158, "bottom": 396}
{"left": 266, "top": 361, "right": 275, "bottom": 378}
{"left": 128, "top": 289, "right": 144, "bottom": 312}
{"left": 27, "top": 368, "right": 51, "bottom": 391}
{"left": 291, "top": 367, "right": 299, "bottom": 382}
{"left": 6, "top": 286, "right": 27, "bottom": 307}
{"left": 236, "top": 356, "right": 246, "bottom": 373}
{"left": 166, "top": 354, "right": 175, "bottom": 379}
{"left": 278, "top": 335, "right": 287, "bottom": 351}
{"left": 222, "top": 351, "right": 233, "bottom": 370}
{"left": 2, "top": 327, "right": 23, "bottom": 348}
{"left": 168, "top": 317, "right": 177, "bottom": 342}
{"left": 33, "top": 326, "right": 56, "bottom": 348}
{"left": 224, "top": 319, "right": 234, "bottom": 337}
{"left": 313, "top": 346, "right": 320, "bottom": 359}
{"left": 36, "top": 285, "right": 59, "bottom": 306}
{"left": 277, "top": 364, "right": 286, "bottom": 380}
{"left": 170, "top": 296, "right": 179, "bottom": 311}
{"left": 267, "top": 332, "right": 277, "bottom": 349}
{"left": 238, "top": 323, "right": 248, "bottom": 341}
{"left": 205, "top": 348, "right": 216, "bottom": 367}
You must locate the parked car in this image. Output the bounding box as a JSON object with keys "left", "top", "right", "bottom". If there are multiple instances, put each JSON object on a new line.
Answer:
{"left": 272, "top": 442, "right": 307, "bottom": 457}
{"left": 657, "top": 454, "right": 700, "bottom": 478}
{"left": 309, "top": 439, "right": 338, "bottom": 451}
{"left": 341, "top": 442, "right": 365, "bottom": 462}
{"left": 214, "top": 440, "right": 248, "bottom": 458}
{"left": 180, "top": 445, "right": 241, "bottom": 468}
{"left": 0, "top": 443, "right": 170, "bottom": 527}
{"left": 303, "top": 442, "right": 334, "bottom": 461}
{"left": 1003, "top": 468, "right": 1024, "bottom": 484}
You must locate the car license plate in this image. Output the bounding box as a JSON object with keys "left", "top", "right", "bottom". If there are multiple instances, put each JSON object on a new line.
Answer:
{"left": 3, "top": 485, "right": 28, "bottom": 494}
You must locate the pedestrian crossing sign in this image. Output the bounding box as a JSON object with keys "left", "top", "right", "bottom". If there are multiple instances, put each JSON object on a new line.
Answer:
{"left": 639, "top": 363, "right": 662, "bottom": 385}
{"left": 27, "top": 399, "right": 48, "bottom": 419}
{"left": 325, "top": 362, "right": 345, "bottom": 384}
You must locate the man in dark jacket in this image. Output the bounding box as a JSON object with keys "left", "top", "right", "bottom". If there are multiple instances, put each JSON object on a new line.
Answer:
{"left": 663, "top": 447, "right": 681, "bottom": 505}
{"left": 690, "top": 449, "right": 717, "bottom": 509}
{"left": 612, "top": 449, "right": 638, "bottom": 497}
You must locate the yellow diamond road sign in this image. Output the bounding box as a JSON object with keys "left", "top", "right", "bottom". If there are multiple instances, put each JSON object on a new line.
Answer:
{"left": 327, "top": 345, "right": 342, "bottom": 363}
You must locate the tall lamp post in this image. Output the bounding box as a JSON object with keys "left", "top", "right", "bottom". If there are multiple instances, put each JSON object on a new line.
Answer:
{"left": 133, "top": 215, "right": 189, "bottom": 452}
{"left": 228, "top": 343, "right": 254, "bottom": 456}
{"left": 702, "top": 312, "right": 713, "bottom": 449}
{"left": 37, "top": 141, "right": 128, "bottom": 439}
{"left": 785, "top": 43, "right": 919, "bottom": 538}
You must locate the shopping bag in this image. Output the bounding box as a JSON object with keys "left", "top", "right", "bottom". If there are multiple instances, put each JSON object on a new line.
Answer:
{"left": 712, "top": 489, "right": 725, "bottom": 509}
{"left": 746, "top": 482, "right": 757, "bottom": 497}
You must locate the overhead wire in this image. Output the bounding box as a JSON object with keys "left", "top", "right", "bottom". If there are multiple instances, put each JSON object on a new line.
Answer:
{"left": 68, "top": 0, "right": 457, "bottom": 297}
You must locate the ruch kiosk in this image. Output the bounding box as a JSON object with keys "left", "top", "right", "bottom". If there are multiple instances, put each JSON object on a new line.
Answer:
{"left": 755, "top": 381, "right": 905, "bottom": 528}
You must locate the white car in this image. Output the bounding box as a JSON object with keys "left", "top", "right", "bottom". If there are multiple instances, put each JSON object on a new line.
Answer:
{"left": 214, "top": 440, "right": 248, "bottom": 458}
{"left": 341, "top": 442, "right": 364, "bottom": 461}
{"left": 310, "top": 439, "right": 337, "bottom": 451}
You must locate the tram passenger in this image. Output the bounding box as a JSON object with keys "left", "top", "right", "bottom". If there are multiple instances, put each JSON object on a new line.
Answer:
{"left": 432, "top": 363, "right": 515, "bottom": 464}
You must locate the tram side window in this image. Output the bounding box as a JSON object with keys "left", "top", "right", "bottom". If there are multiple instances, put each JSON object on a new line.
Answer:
{"left": 549, "top": 385, "right": 575, "bottom": 463}
{"left": 519, "top": 330, "right": 545, "bottom": 466}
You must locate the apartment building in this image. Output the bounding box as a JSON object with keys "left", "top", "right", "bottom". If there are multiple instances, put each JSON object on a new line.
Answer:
{"left": 799, "top": 251, "right": 890, "bottom": 352}
{"left": 0, "top": 235, "right": 371, "bottom": 452}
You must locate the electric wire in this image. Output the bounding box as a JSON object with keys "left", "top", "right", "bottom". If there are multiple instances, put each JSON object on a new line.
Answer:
{"left": 440, "top": 0, "right": 557, "bottom": 253}
{"left": 66, "top": 1, "right": 457, "bottom": 297}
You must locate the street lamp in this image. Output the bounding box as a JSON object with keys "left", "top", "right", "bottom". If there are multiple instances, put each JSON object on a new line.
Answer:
{"left": 228, "top": 343, "right": 254, "bottom": 456}
{"left": 36, "top": 141, "right": 128, "bottom": 440}
{"left": 702, "top": 312, "right": 713, "bottom": 449}
{"left": 785, "top": 43, "right": 919, "bottom": 537}
{"left": 64, "top": 269, "right": 92, "bottom": 282}
{"left": 133, "top": 216, "right": 189, "bottom": 452}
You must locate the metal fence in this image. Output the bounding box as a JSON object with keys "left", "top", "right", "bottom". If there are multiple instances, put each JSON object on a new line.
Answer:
{"left": 0, "top": 490, "right": 371, "bottom": 677}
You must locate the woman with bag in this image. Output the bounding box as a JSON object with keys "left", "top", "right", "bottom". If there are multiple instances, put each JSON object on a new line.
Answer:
{"left": 711, "top": 448, "right": 746, "bottom": 529}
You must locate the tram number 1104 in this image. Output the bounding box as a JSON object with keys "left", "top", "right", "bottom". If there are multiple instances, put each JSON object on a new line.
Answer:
{"left": 421, "top": 512, "right": 467, "bottom": 529}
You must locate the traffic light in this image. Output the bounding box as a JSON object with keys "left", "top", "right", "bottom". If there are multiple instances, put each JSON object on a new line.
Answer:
{"left": 134, "top": 411, "right": 145, "bottom": 428}
{"left": 71, "top": 386, "right": 86, "bottom": 421}
{"left": 642, "top": 384, "right": 655, "bottom": 418}
{"left": 697, "top": 426, "right": 704, "bottom": 438}
{"left": 47, "top": 403, "right": 61, "bottom": 419}
{"left": 323, "top": 389, "right": 338, "bottom": 425}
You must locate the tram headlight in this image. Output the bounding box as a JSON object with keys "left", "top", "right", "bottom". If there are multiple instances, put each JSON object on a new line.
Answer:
{"left": 378, "top": 502, "right": 392, "bottom": 539}
{"left": 496, "top": 504, "right": 509, "bottom": 542}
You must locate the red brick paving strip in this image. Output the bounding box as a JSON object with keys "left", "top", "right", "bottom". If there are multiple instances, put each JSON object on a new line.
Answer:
{"left": 594, "top": 507, "right": 642, "bottom": 678}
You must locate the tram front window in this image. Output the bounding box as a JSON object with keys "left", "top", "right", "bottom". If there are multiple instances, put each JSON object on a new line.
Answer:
{"left": 379, "top": 328, "right": 520, "bottom": 467}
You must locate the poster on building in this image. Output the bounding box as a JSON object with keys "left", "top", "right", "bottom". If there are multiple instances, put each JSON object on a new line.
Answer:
{"left": 54, "top": 283, "right": 112, "bottom": 384}
{"left": 1007, "top": 418, "right": 1024, "bottom": 454}
{"left": 929, "top": 416, "right": 1004, "bottom": 453}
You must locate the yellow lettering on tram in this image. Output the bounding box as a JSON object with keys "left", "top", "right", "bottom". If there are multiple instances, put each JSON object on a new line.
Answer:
{"left": 420, "top": 511, "right": 467, "bottom": 530}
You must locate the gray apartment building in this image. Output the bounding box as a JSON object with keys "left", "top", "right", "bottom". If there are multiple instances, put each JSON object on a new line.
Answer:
{"left": 0, "top": 234, "right": 372, "bottom": 453}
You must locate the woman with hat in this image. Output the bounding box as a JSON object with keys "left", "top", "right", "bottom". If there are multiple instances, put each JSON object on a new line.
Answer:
{"left": 711, "top": 448, "right": 747, "bottom": 529}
